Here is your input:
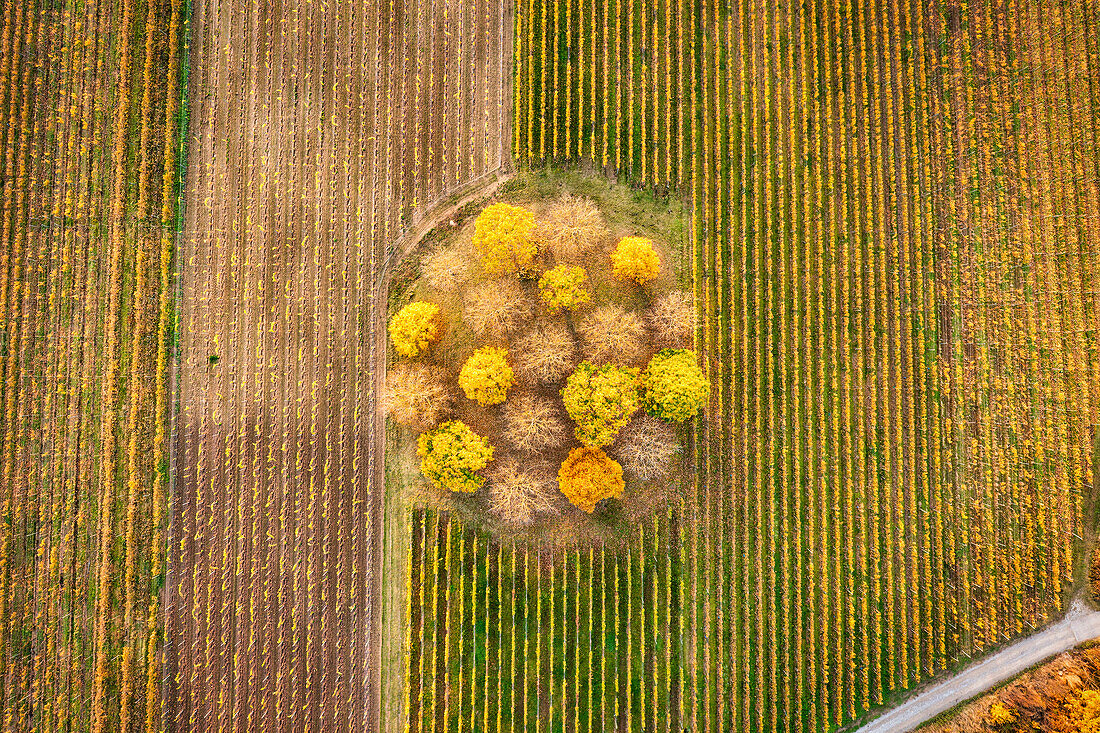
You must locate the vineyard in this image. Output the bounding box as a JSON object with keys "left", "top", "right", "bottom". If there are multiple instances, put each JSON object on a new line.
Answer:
{"left": 165, "top": 0, "right": 512, "bottom": 730}
{"left": 0, "top": 0, "right": 183, "bottom": 727}
{"left": 0, "top": 0, "right": 1097, "bottom": 729}
{"left": 404, "top": 0, "right": 1100, "bottom": 731}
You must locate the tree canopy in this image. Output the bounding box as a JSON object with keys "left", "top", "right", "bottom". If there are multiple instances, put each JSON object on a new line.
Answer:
{"left": 417, "top": 420, "right": 494, "bottom": 493}
{"left": 561, "top": 361, "right": 641, "bottom": 447}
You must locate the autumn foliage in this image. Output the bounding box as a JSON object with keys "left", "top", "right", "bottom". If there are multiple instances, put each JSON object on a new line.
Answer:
{"left": 473, "top": 202, "right": 537, "bottom": 274}
{"left": 389, "top": 301, "right": 441, "bottom": 358}
{"left": 538, "top": 264, "right": 590, "bottom": 313}
{"left": 459, "top": 346, "right": 515, "bottom": 406}
{"left": 557, "top": 447, "right": 625, "bottom": 513}
{"left": 611, "top": 236, "right": 660, "bottom": 284}
{"left": 394, "top": 190, "right": 690, "bottom": 537}
{"left": 417, "top": 420, "right": 494, "bottom": 493}
{"left": 561, "top": 361, "right": 641, "bottom": 447}
{"left": 642, "top": 348, "right": 709, "bottom": 422}
{"left": 926, "top": 646, "right": 1100, "bottom": 733}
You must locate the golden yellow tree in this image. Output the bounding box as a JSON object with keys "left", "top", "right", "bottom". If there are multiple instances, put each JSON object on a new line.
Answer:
{"left": 459, "top": 346, "right": 515, "bottom": 406}
{"left": 417, "top": 420, "right": 494, "bottom": 493}
{"left": 388, "top": 301, "right": 441, "bottom": 358}
{"left": 538, "top": 264, "right": 591, "bottom": 313}
{"left": 611, "top": 236, "right": 660, "bottom": 284}
{"left": 561, "top": 361, "right": 640, "bottom": 447}
{"left": 473, "top": 202, "right": 537, "bottom": 274}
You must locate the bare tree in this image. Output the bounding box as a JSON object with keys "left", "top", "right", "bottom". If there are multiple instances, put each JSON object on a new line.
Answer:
{"left": 487, "top": 459, "right": 560, "bottom": 526}
{"left": 383, "top": 363, "right": 453, "bottom": 429}
{"left": 577, "top": 305, "right": 646, "bottom": 365}
{"left": 513, "top": 322, "right": 578, "bottom": 384}
{"left": 534, "top": 193, "right": 609, "bottom": 263}
{"left": 421, "top": 244, "right": 472, "bottom": 292}
{"left": 463, "top": 278, "right": 533, "bottom": 337}
{"left": 611, "top": 415, "right": 679, "bottom": 481}
{"left": 503, "top": 393, "right": 569, "bottom": 454}
{"left": 648, "top": 290, "right": 696, "bottom": 348}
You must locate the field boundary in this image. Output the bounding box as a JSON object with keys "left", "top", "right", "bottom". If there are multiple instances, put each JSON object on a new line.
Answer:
{"left": 370, "top": 169, "right": 514, "bottom": 732}
{"left": 851, "top": 602, "right": 1100, "bottom": 733}
{"left": 161, "top": 0, "right": 195, "bottom": 722}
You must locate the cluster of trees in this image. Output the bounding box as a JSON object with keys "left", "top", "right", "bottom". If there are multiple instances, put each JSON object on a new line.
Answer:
{"left": 386, "top": 194, "right": 708, "bottom": 529}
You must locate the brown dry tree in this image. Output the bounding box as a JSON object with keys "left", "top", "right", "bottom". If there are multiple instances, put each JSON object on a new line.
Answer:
{"left": 577, "top": 305, "right": 646, "bottom": 365}
{"left": 420, "top": 244, "right": 472, "bottom": 291}
{"left": 513, "top": 322, "right": 578, "bottom": 384}
{"left": 503, "top": 393, "right": 569, "bottom": 454}
{"left": 463, "top": 278, "right": 533, "bottom": 337}
{"left": 534, "top": 193, "right": 608, "bottom": 263}
{"left": 383, "top": 363, "right": 452, "bottom": 428}
{"left": 611, "top": 414, "right": 679, "bottom": 481}
{"left": 648, "top": 290, "right": 696, "bottom": 348}
{"left": 487, "top": 459, "right": 560, "bottom": 527}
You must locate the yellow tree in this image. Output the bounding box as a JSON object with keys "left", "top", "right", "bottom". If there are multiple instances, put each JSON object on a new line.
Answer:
{"left": 388, "top": 301, "right": 441, "bottom": 358}
{"left": 611, "top": 236, "right": 660, "bottom": 284}
{"left": 473, "top": 202, "right": 537, "bottom": 274}
{"left": 459, "top": 346, "right": 515, "bottom": 406}
{"left": 417, "top": 420, "right": 494, "bottom": 493}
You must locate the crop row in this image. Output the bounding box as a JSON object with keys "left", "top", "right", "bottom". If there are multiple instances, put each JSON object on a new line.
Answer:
{"left": 408, "top": 0, "right": 1100, "bottom": 730}
{"left": 406, "top": 508, "right": 684, "bottom": 733}
{"left": 0, "top": 0, "right": 184, "bottom": 729}
{"left": 164, "top": 0, "right": 514, "bottom": 728}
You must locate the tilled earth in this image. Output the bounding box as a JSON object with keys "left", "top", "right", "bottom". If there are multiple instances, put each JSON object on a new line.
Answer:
{"left": 166, "top": 0, "right": 511, "bottom": 730}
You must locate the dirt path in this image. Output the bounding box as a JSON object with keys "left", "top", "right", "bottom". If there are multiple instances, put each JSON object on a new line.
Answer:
{"left": 853, "top": 601, "right": 1100, "bottom": 733}
{"left": 368, "top": 170, "right": 513, "bottom": 733}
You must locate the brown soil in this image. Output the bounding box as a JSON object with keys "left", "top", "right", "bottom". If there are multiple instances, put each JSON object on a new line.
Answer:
{"left": 166, "top": 0, "right": 512, "bottom": 730}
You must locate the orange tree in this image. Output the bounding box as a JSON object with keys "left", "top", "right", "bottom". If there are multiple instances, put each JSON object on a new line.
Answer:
{"left": 561, "top": 361, "right": 640, "bottom": 447}
{"left": 417, "top": 420, "right": 494, "bottom": 493}
{"left": 557, "top": 447, "right": 625, "bottom": 513}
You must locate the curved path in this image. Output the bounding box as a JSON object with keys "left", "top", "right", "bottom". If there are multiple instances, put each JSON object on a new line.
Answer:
{"left": 369, "top": 170, "right": 514, "bottom": 733}
{"left": 854, "top": 602, "right": 1100, "bottom": 733}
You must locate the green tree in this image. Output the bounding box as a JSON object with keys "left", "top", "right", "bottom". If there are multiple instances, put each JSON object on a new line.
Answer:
{"left": 561, "top": 361, "right": 640, "bottom": 447}
{"left": 642, "top": 348, "right": 709, "bottom": 422}
{"left": 417, "top": 420, "right": 494, "bottom": 493}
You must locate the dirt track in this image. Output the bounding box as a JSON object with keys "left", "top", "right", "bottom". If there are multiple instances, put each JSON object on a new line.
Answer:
{"left": 854, "top": 602, "right": 1100, "bottom": 733}
{"left": 166, "top": 0, "right": 512, "bottom": 730}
